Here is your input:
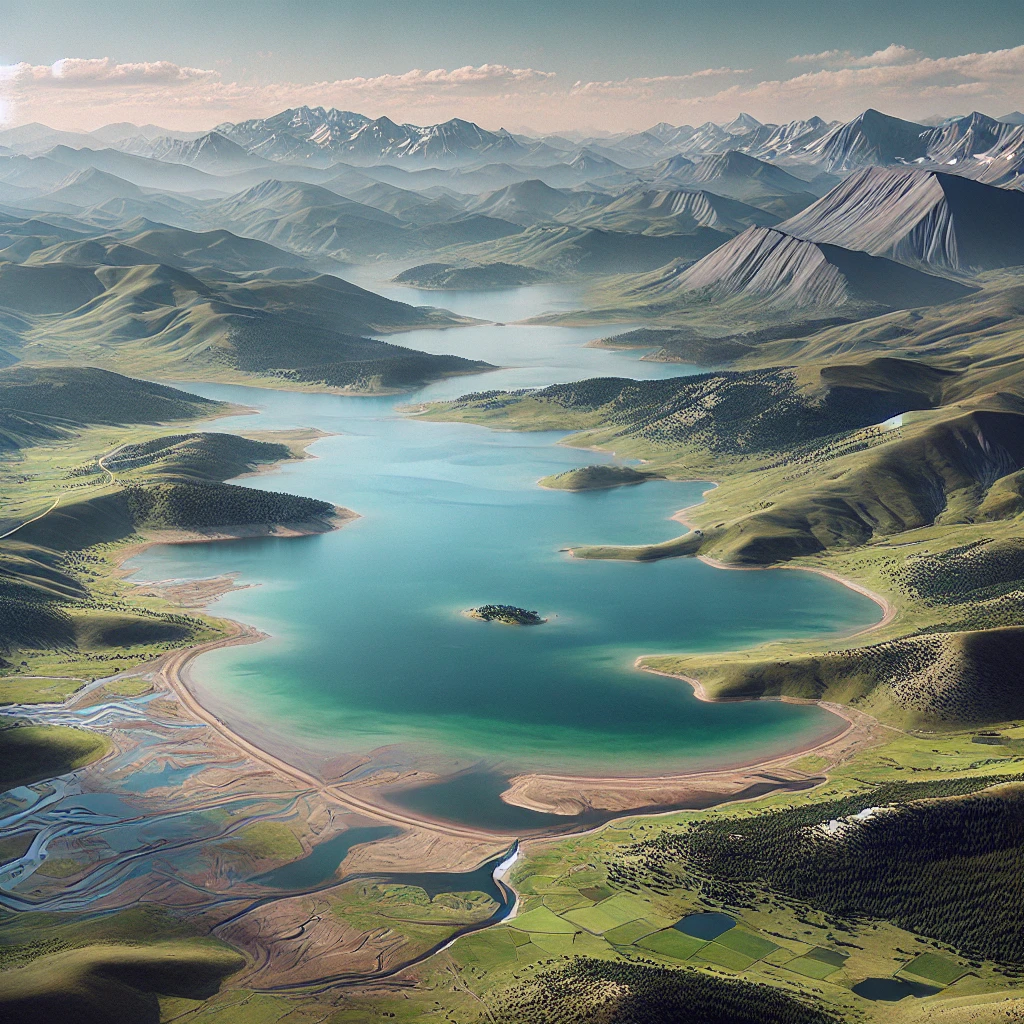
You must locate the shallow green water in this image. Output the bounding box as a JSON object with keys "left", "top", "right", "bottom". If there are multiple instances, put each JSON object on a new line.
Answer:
{"left": 127, "top": 278, "right": 879, "bottom": 824}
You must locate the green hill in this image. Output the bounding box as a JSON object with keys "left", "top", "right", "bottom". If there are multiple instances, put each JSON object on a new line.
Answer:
{"left": 22, "top": 223, "right": 316, "bottom": 276}
{"left": 0, "top": 365, "right": 224, "bottom": 454}
{"left": 0, "top": 721, "right": 109, "bottom": 790}
{"left": 647, "top": 625, "right": 1024, "bottom": 726}
{"left": 539, "top": 464, "right": 658, "bottom": 490}
{"left": 426, "top": 357, "right": 955, "bottom": 461}
{"left": 0, "top": 370, "right": 342, "bottom": 663}
{"left": 447, "top": 224, "right": 730, "bottom": 276}
{"left": 0, "top": 940, "right": 243, "bottom": 1024}
{"left": 0, "top": 259, "right": 489, "bottom": 393}
{"left": 619, "top": 778, "right": 1024, "bottom": 964}
{"left": 0, "top": 365, "right": 222, "bottom": 426}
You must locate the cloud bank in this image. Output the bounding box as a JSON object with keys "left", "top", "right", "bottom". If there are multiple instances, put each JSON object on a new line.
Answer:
{"left": 1, "top": 44, "right": 1022, "bottom": 133}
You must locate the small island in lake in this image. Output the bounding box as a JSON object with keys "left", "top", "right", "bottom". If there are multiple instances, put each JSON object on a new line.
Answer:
{"left": 467, "top": 604, "right": 546, "bottom": 625}
{"left": 539, "top": 464, "right": 663, "bottom": 491}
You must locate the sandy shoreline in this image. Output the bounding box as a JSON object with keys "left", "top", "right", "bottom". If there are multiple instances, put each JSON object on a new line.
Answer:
{"left": 151, "top": 580, "right": 883, "bottom": 833}
{"left": 161, "top": 616, "right": 878, "bottom": 832}
{"left": 98, "top": 456, "right": 896, "bottom": 841}
{"left": 500, "top": 688, "right": 885, "bottom": 817}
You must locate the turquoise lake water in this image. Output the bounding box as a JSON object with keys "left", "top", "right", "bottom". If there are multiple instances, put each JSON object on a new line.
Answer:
{"left": 126, "top": 277, "right": 879, "bottom": 820}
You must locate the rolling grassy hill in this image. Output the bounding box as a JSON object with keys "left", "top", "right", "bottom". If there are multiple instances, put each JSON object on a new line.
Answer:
{"left": 0, "top": 940, "right": 244, "bottom": 1024}
{"left": 0, "top": 367, "right": 341, "bottom": 669}
{"left": 0, "top": 722, "right": 110, "bottom": 790}
{"left": 0, "top": 365, "right": 223, "bottom": 436}
{"left": 539, "top": 464, "right": 658, "bottom": 490}
{"left": 393, "top": 261, "right": 548, "bottom": 289}
{"left": 0, "top": 258, "right": 490, "bottom": 391}
{"left": 448, "top": 223, "right": 731, "bottom": 275}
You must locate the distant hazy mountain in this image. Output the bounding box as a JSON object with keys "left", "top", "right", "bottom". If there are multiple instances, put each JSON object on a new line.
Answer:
{"left": 207, "top": 178, "right": 519, "bottom": 260}
{"left": 753, "top": 117, "right": 834, "bottom": 160}
{"left": 87, "top": 122, "right": 205, "bottom": 147}
{"left": 9, "top": 106, "right": 1024, "bottom": 189}
{"left": 218, "top": 106, "right": 371, "bottom": 163}
{"left": 680, "top": 121, "right": 738, "bottom": 157}
{"left": 645, "top": 122, "right": 696, "bottom": 145}
{"left": 0, "top": 123, "right": 105, "bottom": 156}
{"left": 129, "top": 131, "right": 268, "bottom": 173}
{"left": 641, "top": 151, "right": 818, "bottom": 216}
{"left": 921, "top": 112, "right": 1018, "bottom": 167}
{"left": 647, "top": 153, "right": 696, "bottom": 178}
{"left": 568, "top": 188, "right": 780, "bottom": 235}
{"left": 207, "top": 178, "right": 414, "bottom": 258}
{"left": 780, "top": 166, "right": 1024, "bottom": 271}
{"left": 113, "top": 224, "right": 315, "bottom": 274}
{"left": 600, "top": 129, "right": 673, "bottom": 161}
{"left": 36, "top": 167, "right": 145, "bottom": 209}
{"left": 465, "top": 179, "right": 605, "bottom": 226}
{"left": 721, "top": 113, "right": 765, "bottom": 137}
{"left": 655, "top": 226, "right": 975, "bottom": 309}
{"left": 566, "top": 148, "right": 628, "bottom": 178}
{"left": 219, "top": 107, "right": 531, "bottom": 168}
{"left": 802, "top": 109, "right": 929, "bottom": 173}
{"left": 333, "top": 180, "right": 468, "bottom": 225}
{"left": 450, "top": 223, "right": 730, "bottom": 274}
{"left": 33, "top": 145, "right": 231, "bottom": 194}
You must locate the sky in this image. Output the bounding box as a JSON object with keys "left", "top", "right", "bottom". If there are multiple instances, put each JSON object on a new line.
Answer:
{"left": 1, "top": 0, "right": 1022, "bottom": 133}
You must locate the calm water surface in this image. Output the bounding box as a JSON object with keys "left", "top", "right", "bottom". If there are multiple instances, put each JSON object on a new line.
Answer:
{"left": 128, "top": 278, "right": 879, "bottom": 815}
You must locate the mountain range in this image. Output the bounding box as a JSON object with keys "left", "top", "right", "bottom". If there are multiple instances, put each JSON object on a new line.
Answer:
{"left": 6, "top": 107, "right": 1024, "bottom": 185}
{"left": 1, "top": 102, "right": 1023, "bottom": 337}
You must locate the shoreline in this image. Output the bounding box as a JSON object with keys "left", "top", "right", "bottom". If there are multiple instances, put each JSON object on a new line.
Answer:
{"left": 668, "top": 481, "right": 896, "bottom": 635}
{"left": 29, "top": 437, "right": 894, "bottom": 844}
{"left": 152, "top": 584, "right": 882, "bottom": 834}
{"left": 498, "top": 692, "right": 884, "bottom": 818}
{"left": 120, "top": 478, "right": 893, "bottom": 836}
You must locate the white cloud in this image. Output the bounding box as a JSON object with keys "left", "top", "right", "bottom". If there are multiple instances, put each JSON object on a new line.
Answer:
{"left": 849, "top": 45, "right": 923, "bottom": 67}
{"left": 788, "top": 45, "right": 922, "bottom": 68}
{"left": 0, "top": 59, "right": 560, "bottom": 130}
{"left": 568, "top": 68, "right": 750, "bottom": 98}
{"left": 788, "top": 49, "right": 850, "bottom": 65}
{"left": 0, "top": 45, "right": 1022, "bottom": 134}
{"left": 2, "top": 57, "right": 218, "bottom": 87}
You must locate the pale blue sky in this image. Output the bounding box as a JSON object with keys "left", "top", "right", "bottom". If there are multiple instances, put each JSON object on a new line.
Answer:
{"left": 1, "top": 1, "right": 1022, "bottom": 131}
{"left": 3, "top": 1, "right": 1021, "bottom": 82}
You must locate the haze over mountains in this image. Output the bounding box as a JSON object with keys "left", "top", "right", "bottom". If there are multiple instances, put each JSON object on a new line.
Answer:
{"left": 1, "top": 102, "right": 1024, "bottom": 351}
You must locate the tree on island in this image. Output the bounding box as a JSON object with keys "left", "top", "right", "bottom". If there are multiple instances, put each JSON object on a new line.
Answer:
{"left": 470, "top": 604, "right": 545, "bottom": 625}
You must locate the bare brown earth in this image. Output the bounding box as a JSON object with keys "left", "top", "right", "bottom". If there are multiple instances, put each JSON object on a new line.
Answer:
{"left": 501, "top": 700, "right": 888, "bottom": 816}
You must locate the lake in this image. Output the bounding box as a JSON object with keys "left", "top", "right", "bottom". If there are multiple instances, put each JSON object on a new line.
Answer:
{"left": 126, "top": 276, "right": 879, "bottom": 827}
